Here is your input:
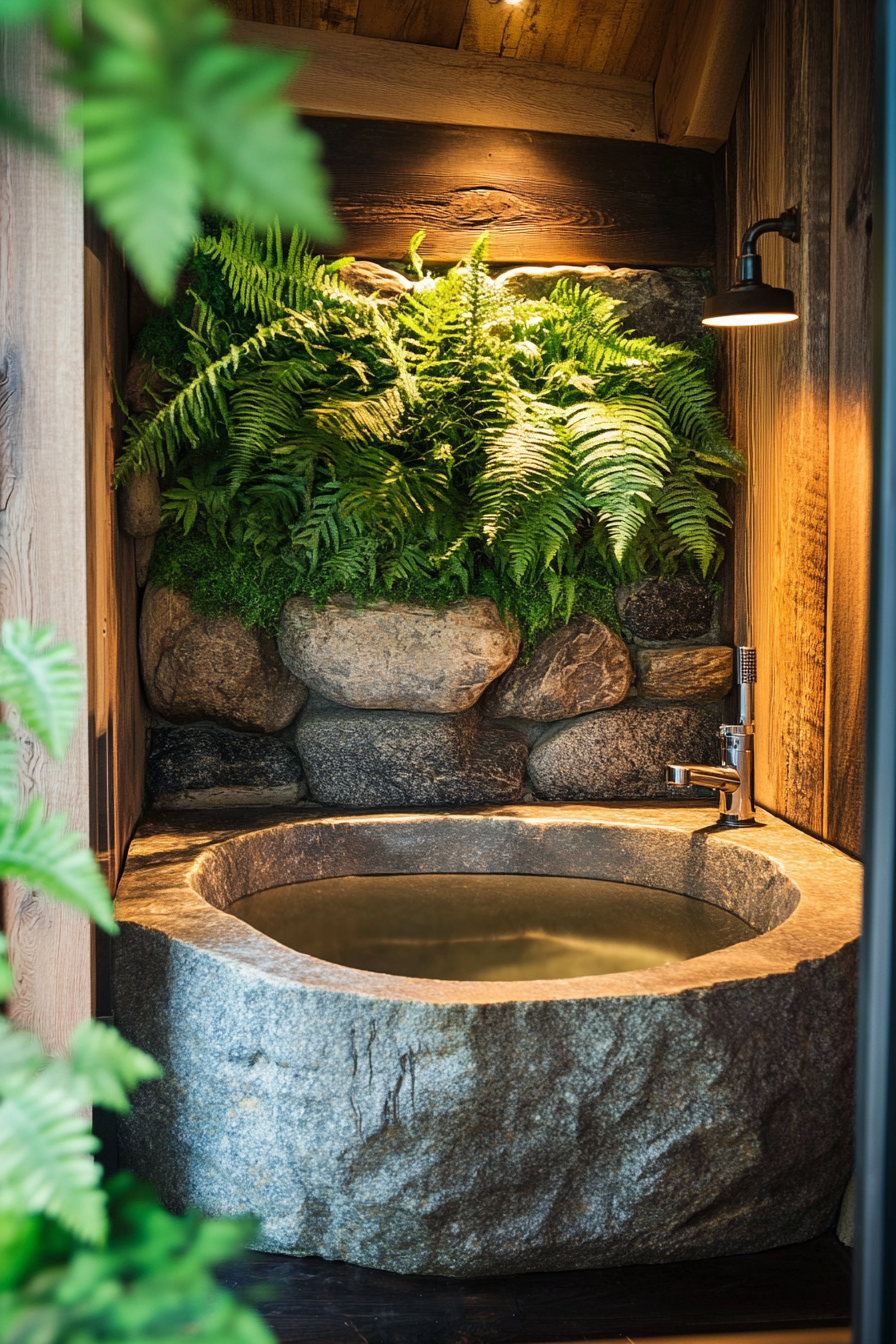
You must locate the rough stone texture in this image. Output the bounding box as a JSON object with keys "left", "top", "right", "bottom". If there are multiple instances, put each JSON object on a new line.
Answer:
{"left": 293, "top": 698, "right": 528, "bottom": 806}
{"left": 338, "top": 260, "right": 414, "bottom": 299}
{"left": 482, "top": 617, "right": 633, "bottom": 722}
{"left": 140, "top": 585, "right": 307, "bottom": 733}
{"left": 837, "top": 1173, "right": 855, "bottom": 1246}
{"left": 495, "top": 266, "right": 707, "bottom": 344}
{"left": 278, "top": 596, "right": 519, "bottom": 713}
{"left": 124, "top": 355, "right": 170, "bottom": 415}
{"left": 636, "top": 646, "right": 733, "bottom": 701}
{"left": 118, "top": 472, "right": 161, "bottom": 537}
{"left": 528, "top": 702, "right": 722, "bottom": 801}
{"left": 113, "top": 805, "right": 861, "bottom": 1277}
{"left": 616, "top": 576, "right": 716, "bottom": 642}
{"left": 146, "top": 725, "right": 306, "bottom": 808}
{"left": 134, "top": 533, "right": 155, "bottom": 588}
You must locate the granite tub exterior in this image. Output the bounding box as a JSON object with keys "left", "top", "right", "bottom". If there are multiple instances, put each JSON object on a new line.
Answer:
{"left": 113, "top": 804, "right": 861, "bottom": 1277}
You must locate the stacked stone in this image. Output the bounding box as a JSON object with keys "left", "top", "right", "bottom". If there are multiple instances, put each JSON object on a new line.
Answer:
{"left": 140, "top": 578, "right": 732, "bottom": 809}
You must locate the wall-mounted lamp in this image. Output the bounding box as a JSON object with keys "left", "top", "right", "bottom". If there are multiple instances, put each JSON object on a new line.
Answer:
{"left": 703, "top": 208, "right": 800, "bottom": 327}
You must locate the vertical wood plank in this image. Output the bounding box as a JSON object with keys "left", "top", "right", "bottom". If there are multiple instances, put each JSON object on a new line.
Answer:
{"left": 730, "top": 0, "right": 832, "bottom": 838}
{"left": 0, "top": 29, "right": 92, "bottom": 1051}
{"left": 225, "top": 0, "right": 360, "bottom": 30}
{"left": 84, "top": 224, "right": 145, "bottom": 890}
{"left": 457, "top": 0, "right": 669, "bottom": 79}
{"left": 824, "top": 0, "right": 873, "bottom": 858}
{"left": 354, "top": 0, "right": 469, "bottom": 47}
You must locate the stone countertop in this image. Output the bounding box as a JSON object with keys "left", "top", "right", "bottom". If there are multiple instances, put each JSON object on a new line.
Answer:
{"left": 116, "top": 802, "right": 862, "bottom": 1008}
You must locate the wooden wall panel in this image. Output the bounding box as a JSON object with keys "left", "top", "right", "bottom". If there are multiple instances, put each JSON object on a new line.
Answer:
{"left": 823, "top": 0, "right": 873, "bottom": 857}
{"left": 84, "top": 222, "right": 145, "bottom": 891}
{"left": 354, "top": 0, "right": 468, "bottom": 47}
{"left": 306, "top": 116, "right": 714, "bottom": 265}
{"left": 0, "top": 29, "right": 92, "bottom": 1052}
{"left": 457, "top": 0, "right": 671, "bottom": 81}
{"left": 724, "top": 0, "right": 871, "bottom": 855}
{"left": 730, "top": 0, "right": 832, "bottom": 839}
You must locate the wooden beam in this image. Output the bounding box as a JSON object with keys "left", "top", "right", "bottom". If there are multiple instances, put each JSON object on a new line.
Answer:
{"left": 305, "top": 116, "right": 714, "bottom": 265}
{"left": 655, "top": 0, "right": 761, "bottom": 151}
{"left": 233, "top": 19, "right": 657, "bottom": 142}
{"left": 0, "top": 29, "right": 92, "bottom": 1052}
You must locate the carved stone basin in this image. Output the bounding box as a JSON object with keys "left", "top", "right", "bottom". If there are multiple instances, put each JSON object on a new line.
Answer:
{"left": 113, "top": 803, "right": 861, "bottom": 1276}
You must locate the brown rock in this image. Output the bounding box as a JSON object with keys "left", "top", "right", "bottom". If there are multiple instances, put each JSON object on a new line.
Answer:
{"left": 636, "top": 646, "right": 734, "bottom": 701}
{"left": 124, "top": 355, "right": 169, "bottom": 415}
{"left": 495, "top": 265, "right": 707, "bottom": 345}
{"left": 118, "top": 472, "right": 161, "bottom": 538}
{"left": 278, "top": 596, "right": 519, "bottom": 713}
{"left": 482, "top": 616, "right": 633, "bottom": 722}
{"left": 337, "top": 260, "right": 414, "bottom": 299}
{"left": 140, "top": 585, "right": 307, "bottom": 733}
{"left": 134, "top": 533, "right": 155, "bottom": 587}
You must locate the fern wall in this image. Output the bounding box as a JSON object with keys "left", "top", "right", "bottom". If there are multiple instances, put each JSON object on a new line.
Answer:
{"left": 125, "top": 257, "right": 740, "bottom": 812}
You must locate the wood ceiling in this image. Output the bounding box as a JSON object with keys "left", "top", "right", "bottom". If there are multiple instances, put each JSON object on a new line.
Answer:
{"left": 230, "top": 0, "right": 761, "bottom": 151}
{"left": 230, "top": 0, "right": 673, "bottom": 83}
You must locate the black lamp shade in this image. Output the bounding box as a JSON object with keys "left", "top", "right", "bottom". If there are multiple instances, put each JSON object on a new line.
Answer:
{"left": 702, "top": 282, "right": 799, "bottom": 327}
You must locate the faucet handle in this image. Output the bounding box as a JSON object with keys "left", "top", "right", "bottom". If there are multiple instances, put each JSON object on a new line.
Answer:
{"left": 737, "top": 646, "right": 757, "bottom": 683}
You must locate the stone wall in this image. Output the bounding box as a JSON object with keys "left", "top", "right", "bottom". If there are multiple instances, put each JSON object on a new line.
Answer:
{"left": 140, "top": 574, "right": 730, "bottom": 809}
{"left": 126, "top": 262, "right": 732, "bottom": 812}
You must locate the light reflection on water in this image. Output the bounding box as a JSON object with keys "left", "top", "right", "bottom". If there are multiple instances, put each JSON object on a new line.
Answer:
{"left": 229, "top": 873, "right": 759, "bottom": 982}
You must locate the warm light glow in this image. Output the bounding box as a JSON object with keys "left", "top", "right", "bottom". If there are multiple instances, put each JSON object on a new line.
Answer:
{"left": 703, "top": 311, "right": 800, "bottom": 328}
{"left": 505, "top": 0, "right": 524, "bottom": 6}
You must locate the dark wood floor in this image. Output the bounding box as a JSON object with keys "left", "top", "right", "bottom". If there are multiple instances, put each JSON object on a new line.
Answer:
{"left": 219, "top": 1232, "right": 851, "bottom": 1344}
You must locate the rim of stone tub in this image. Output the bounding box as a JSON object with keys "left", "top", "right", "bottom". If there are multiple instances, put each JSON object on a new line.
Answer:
{"left": 114, "top": 802, "right": 862, "bottom": 1005}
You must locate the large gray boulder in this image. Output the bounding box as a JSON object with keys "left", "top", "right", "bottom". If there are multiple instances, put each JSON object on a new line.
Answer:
{"left": 141, "top": 585, "right": 307, "bottom": 734}
{"left": 528, "top": 702, "right": 722, "bottom": 801}
{"left": 278, "top": 596, "right": 519, "bottom": 713}
{"left": 146, "top": 725, "right": 306, "bottom": 809}
{"left": 495, "top": 265, "right": 708, "bottom": 345}
{"left": 293, "top": 698, "right": 528, "bottom": 807}
{"left": 483, "top": 616, "right": 632, "bottom": 722}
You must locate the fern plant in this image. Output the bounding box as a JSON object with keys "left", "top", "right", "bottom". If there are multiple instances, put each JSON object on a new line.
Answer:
{"left": 0, "top": 621, "right": 272, "bottom": 1344}
{"left": 119, "top": 222, "right": 741, "bottom": 652}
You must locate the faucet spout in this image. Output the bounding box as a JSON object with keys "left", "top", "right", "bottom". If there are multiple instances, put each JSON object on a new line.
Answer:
{"left": 665, "top": 764, "right": 741, "bottom": 792}
{"left": 665, "top": 646, "right": 758, "bottom": 827}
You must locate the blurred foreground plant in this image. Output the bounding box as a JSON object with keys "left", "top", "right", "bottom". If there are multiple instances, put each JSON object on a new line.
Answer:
{"left": 0, "top": 0, "right": 339, "bottom": 301}
{"left": 0, "top": 620, "right": 273, "bottom": 1344}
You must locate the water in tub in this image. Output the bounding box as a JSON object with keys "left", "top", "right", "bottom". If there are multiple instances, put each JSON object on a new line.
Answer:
{"left": 229, "top": 874, "right": 759, "bottom": 981}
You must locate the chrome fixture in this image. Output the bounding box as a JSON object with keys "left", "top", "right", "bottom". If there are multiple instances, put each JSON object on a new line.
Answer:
{"left": 703, "top": 210, "right": 800, "bottom": 327}
{"left": 665, "top": 646, "right": 757, "bottom": 827}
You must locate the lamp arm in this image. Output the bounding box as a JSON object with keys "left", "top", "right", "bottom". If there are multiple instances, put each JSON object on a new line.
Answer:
{"left": 736, "top": 208, "right": 800, "bottom": 285}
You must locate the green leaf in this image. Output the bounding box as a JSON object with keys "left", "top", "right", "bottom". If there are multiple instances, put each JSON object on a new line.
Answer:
{"left": 61, "top": 0, "right": 339, "bottom": 302}
{"left": 0, "top": 800, "right": 116, "bottom": 934}
{"left": 69, "top": 1020, "right": 161, "bottom": 1113}
{"left": 0, "top": 620, "right": 83, "bottom": 760}
{"left": 0, "top": 933, "right": 13, "bottom": 1004}
{"left": 0, "top": 1021, "right": 107, "bottom": 1245}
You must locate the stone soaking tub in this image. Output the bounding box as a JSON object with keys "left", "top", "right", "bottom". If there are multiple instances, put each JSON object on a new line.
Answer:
{"left": 113, "top": 803, "right": 861, "bottom": 1276}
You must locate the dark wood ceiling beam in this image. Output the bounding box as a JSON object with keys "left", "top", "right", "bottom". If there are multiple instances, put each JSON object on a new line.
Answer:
{"left": 654, "top": 0, "right": 760, "bottom": 150}
{"left": 305, "top": 115, "right": 715, "bottom": 266}
{"left": 235, "top": 19, "right": 657, "bottom": 141}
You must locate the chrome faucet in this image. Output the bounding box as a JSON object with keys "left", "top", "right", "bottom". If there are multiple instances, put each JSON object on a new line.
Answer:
{"left": 665, "top": 646, "right": 757, "bottom": 827}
